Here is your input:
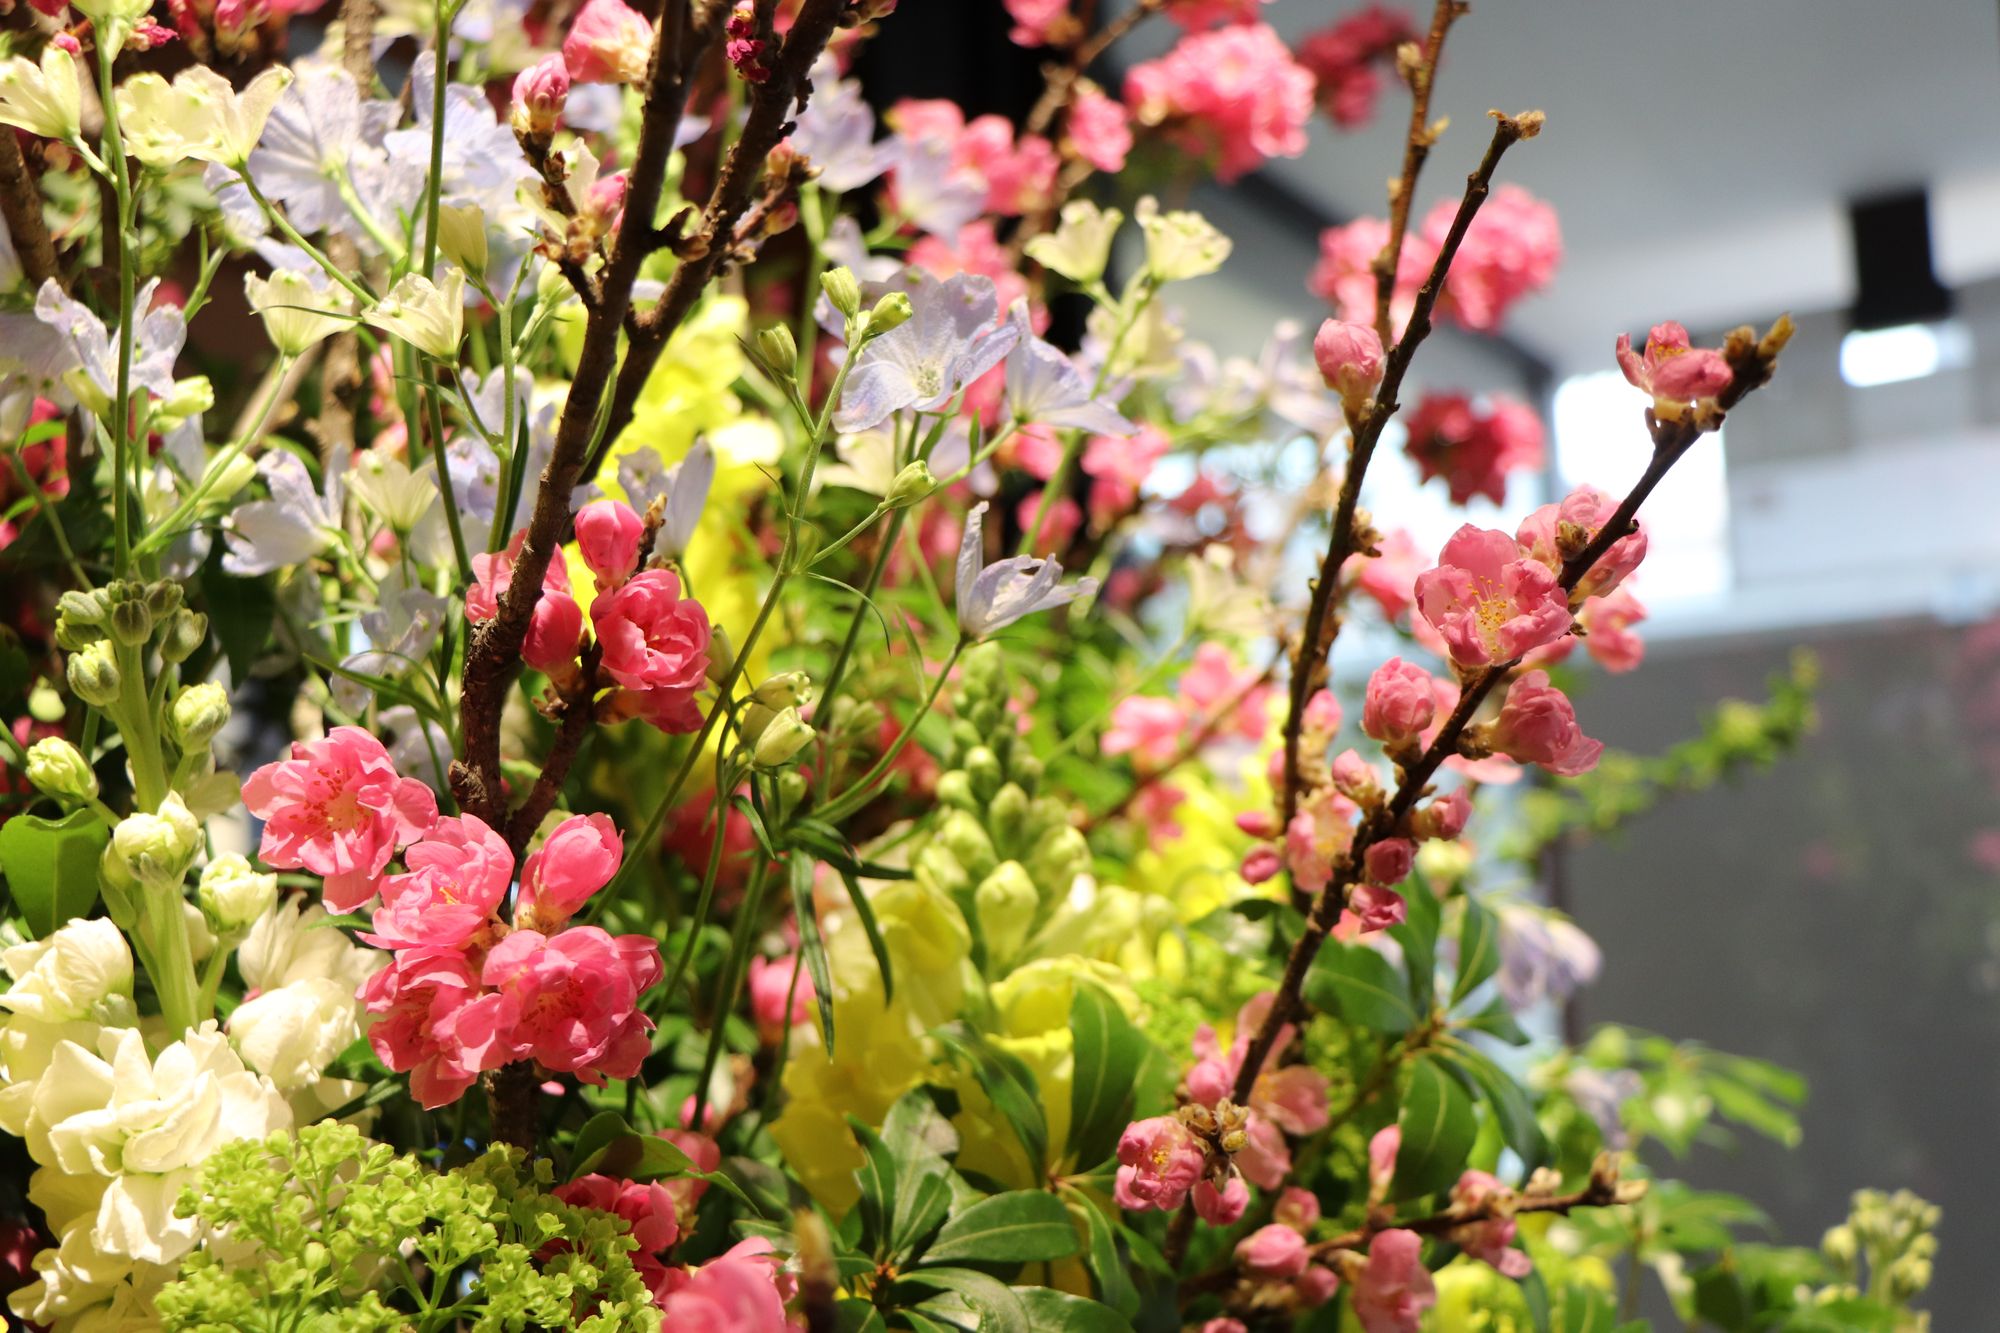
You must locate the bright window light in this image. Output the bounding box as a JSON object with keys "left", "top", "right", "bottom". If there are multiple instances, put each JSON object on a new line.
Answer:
{"left": 1839, "top": 320, "right": 1970, "bottom": 388}
{"left": 1553, "top": 371, "right": 1732, "bottom": 606}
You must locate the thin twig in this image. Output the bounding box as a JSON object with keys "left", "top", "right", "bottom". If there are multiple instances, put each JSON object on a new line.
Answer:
{"left": 1372, "top": 0, "right": 1465, "bottom": 346}
{"left": 0, "top": 132, "right": 58, "bottom": 289}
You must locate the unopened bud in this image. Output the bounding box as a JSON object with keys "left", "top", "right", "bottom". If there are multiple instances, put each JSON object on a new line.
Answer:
{"left": 110, "top": 793, "right": 201, "bottom": 891}
{"left": 510, "top": 52, "right": 570, "bottom": 140}
{"left": 67, "top": 641, "right": 122, "bottom": 708}
{"left": 54, "top": 590, "right": 108, "bottom": 650}
{"left": 751, "top": 706, "right": 813, "bottom": 767}
{"left": 170, "top": 682, "right": 231, "bottom": 750}
{"left": 883, "top": 460, "right": 936, "bottom": 509}
{"left": 25, "top": 738, "right": 96, "bottom": 803}
{"left": 863, "top": 291, "right": 913, "bottom": 338}
{"left": 197, "top": 852, "right": 276, "bottom": 932}
{"left": 106, "top": 596, "right": 151, "bottom": 648}
{"left": 1313, "top": 318, "right": 1385, "bottom": 413}
{"left": 751, "top": 671, "right": 811, "bottom": 708}
{"left": 144, "top": 580, "right": 183, "bottom": 623}
{"left": 158, "top": 609, "right": 208, "bottom": 665}
{"left": 436, "top": 202, "right": 489, "bottom": 279}
{"left": 756, "top": 323, "right": 798, "bottom": 375}
{"left": 706, "top": 626, "right": 737, "bottom": 688}
{"left": 822, "top": 266, "right": 861, "bottom": 320}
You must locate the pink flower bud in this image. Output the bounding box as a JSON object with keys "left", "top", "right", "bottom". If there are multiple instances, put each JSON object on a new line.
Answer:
{"left": 1364, "top": 837, "right": 1413, "bottom": 887}
{"left": 1236, "top": 1223, "right": 1310, "bottom": 1279}
{"left": 1350, "top": 882, "right": 1405, "bottom": 933}
{"left": 1412, "top": 788, "right": 1470, "bottom": 841}
{"left": 1314, "top": 317, "right": 1385, "bottom": 406}
{"left": 563, "top": 0, "right": 654, "bottom": 85}
{"left": 1490, "top": 670, "right": 1603, "bottom": 776}
{"left": 576, "top": 499, "right": 645, "bottom": 590}
{"left": 1303, "top": 688, "right": 1342, "bottom": 736}
{"left": 1240, "top": 846, "right": 1282, "bottom": 884}
{"left": 1193, "top": 1174, "right": 1249, "bottom": 1226}
{"left": 1235, "top": 809, "right": 1278, "bottom": 838}
{"left": 1297, "top": 1264, "right": 1341, "bottom": 1306}
{"left": 1368, "top": 1125, "right": 1400, "bottom": 1195}
{"left": 1362, "top": 657, "right": 1436, "bottom": 745}
{"left": 518, "top": 812, "right": 623, "bottom": 926}
{"left": 588, "top": 171, "right": 630, "bottom": 227}
{"left": 1275, "top": 1185, "right": 1321, "bottom": 1233}
{"left": 511, "top": 53, "right": 570, "bottom": 137}
{"left": 1200, "top": 1321, "right": 1248, "bottom": 1333}
{"left": 1615, "top": 320, "right": 1732, "bottom": 412}
{"left": 1331, "top": 749, "right": 1380, "bottom": 801}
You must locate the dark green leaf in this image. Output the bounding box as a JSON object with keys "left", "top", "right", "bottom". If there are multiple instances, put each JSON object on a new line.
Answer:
{"left": 1391, "top": 1053, "right": 1477, "bottom": 1201}
{"left": 1015, "top": 1287, "right": 1133, "bottom": 1332}
{"left": 835, "top": 1300, "right": 889, "bottom": 1333}
{"left": 1067, "top": 982, "right": 1144, "bottom": 1169}
{"left": 789, "top": 854, "right": 837, "bottom": 1050}
{"left": 568, "top": 1112, "right": 693, "bottom": 1182}
{"left": 891, "top": 1169, "right": 954, "bottom": 1262}
{"left": 0, "top": 808, "right": 107, "bottom": 938}
{"left": 934, "top": 1026, "right": 1049, "bottom": 1171}
{"left": 1388, "top": 870, "right": 1441, "bottom": 1009}
{"left": 1304, "top": 942, "right": 1418, "bottom": 1034}
{"left": 199, "top": 560, "right": 275, "bottom": 683}
{"left": 921, "top": 1191, "right": 1077, "bottom": 1265}
{"left": 1558, "top": 1281, "right": 1621, "bottom": 1333}
{"left": 1452, "top": 893, "right": 1501, "bottom": 1007}
{"left": 1437, "top": 1038, "right": 1547, "bottom": 1171}
{"left": 849, "top": 1119, "right": 899, "bottom": 1255}
{"left": 1461, "top": 995, "right": 1531, "bottom": 1046}
{"left": 1068, "top": 1189, "right": 1138, "bottom": 1317}
{"left": 895, "top": 1267, "right": 1027, "bottom": 1333}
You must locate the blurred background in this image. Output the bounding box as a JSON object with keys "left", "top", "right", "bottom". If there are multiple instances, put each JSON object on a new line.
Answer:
{"left": 861, "top": 0, "right": 2000, "bottom": 1323}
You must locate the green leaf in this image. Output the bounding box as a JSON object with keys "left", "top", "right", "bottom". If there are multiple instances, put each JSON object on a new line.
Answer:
{"left": 891, "top": 1169, "right": 954, "bottom": 1262}
{"left": 1558, "top": 1281, "right": 1622, "bottom": 1333}
{"left": 934, "top": 1026, "right": 1049, "bottom": 1171}
{"left": 849, "top": 1119, "right": 900, "bottom": 1255}
{"left": 789, "top": 853, "right": 837, "bottom": 1050}
{"left": 894, "top": 1267, "right": 1028, "bottom": 1333}
{"left": 1015, "top": 1288, "right": 1133, "bottom": 1333}
{"left": 836, "top": 1300, "right": 889, "bottom": 1333}
{"left": 1068, "top": 1190, "right": 1138, "bottom": 1317}
{"left": 834, "top": 864, "right": 896, "bottom": 1003}
{"left": 1066, "top": 981, "right": 1144, "bottom": 1169}
{"left": 1304, "top": 942, "right": 1418, "bottom": 1034}
{"left": 1452, "top": 893, "right": 1501, "bottom": 1007}
{"left": 568, "top": 1115, "right": 693, "bottom": 1182}
{"left": 1388, "top": 870, "right": 1441, "bottom": 1009}
{"left": 920, "top": 1191, "right": 1077, "bottom": 1266}
{"left": 1437, "top": 1039, "right": 1547, "bottom": 1171}
{"left": 1391, "top": 1053, "right": 1477, "bottom": 1201}
{"left": 0, "top": 808, "right": 107, "bottom": 938}
{"left": 1461, "top": 996, "right": 1531, "bottom": 1046}
{"left": 199, "top": 559, "right": 275, "bottom": 683}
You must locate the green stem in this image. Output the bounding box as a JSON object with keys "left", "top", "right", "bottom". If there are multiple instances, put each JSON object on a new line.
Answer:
{"left": 816, "top": 637, "right": 966, "bottom": 824}
{"left": 95, "top": 45, "right": 136, "bottom": 578}
{"left": 8, "top": 454, "right": 86, "bottom": 585}
{"left": 1046, "top": 627, "right": 1191, "bottom": 761}
{"left": 236, "top": 171, "right": 376, "bottom": 305}
{"left": 810, "top": 507, "right": 903, "bottom": 802}
{"left": 421, "top": 2, "right": 455, "bottom": 275}
{"left": 422, "top": 360, "right": 475, "bottom": 584}
{"left": 135, "top": 355, "right": 293, "bottom": 558}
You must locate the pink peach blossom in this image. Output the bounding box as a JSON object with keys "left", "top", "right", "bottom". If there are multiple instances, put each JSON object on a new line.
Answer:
{"left": 1081, "top": 423, "right": 1170, "bottom": 526}
{"left": 1123, "top": 24, "right": 1314, "bottom": 181}
{"left": 242, "top": 725, "right": 438, "bottom": 912}
{"left": 562, "top": 0, "right": 653, "bottom": 84}
{"left": 1331, "top": 749, "right": 1382, "bottom": 803}
{"left": 1314, "top": 318, "right": 1385, "bottom": 405}
{"left": 1165, "top": 0, "right": 1268, "bottom": 29}
{"left": 1516, "top": 484, "right": 1647, "bottom": 600}
{"left": 1367, "top": 1125, "right": 1400, "bottom": 1197}
{"left": 1238, "top": 1223, "right": 1310, "bottom": 1278}
{"left": 592, "top": 568, "right": 711, "bottom": 731}
{"left": 1275, "top": 1185, "right": 1321, "bottom": 1233}
{"left": 1580, "top": 587, "right": 1646, "bottom": 672}
{"left": 1067, "top": 87, "right": 1132, "bottom": 172}
{"left": 1616, "top": 320, "right": 1732, "bottom": 407}
{"left": 360, "top": 950, "right": 504, "bottom": 1108}
{"left": 658, "top": 1237, "right": 792, "bottom": 1329}
{"left": 517, "top": 812, "right": 623, "bottom": 928}
{"left": 1201, "top": 1321, "right": 1248, "bottom": 1333}
{"left": 1303, "top": 688, "right": 1343, "bottom": 737}
{"left": 1362, "top": 657, "right": 1437, "bottom": 745}
{"left": 1193, "top": 1174, "right": 1250, "bottom": 1225}
{"left": 1424, "top": 185, "right": 1561, "bottom": 333}
{"left": 1415, "top": 525, "right": 1573, "bottom": 668}
{"left": 747, "top": 953, "right": 814, "bottom": 1041}
{"left": 476, "top": 926, "right": 663, "bottom": 1083}
{"left": 1241, "top": 846, "right": 1282, "bottom": 884}
{"left": 1411, "top": 788, "right": 1470, "bottom": 842}
{"left": 468, "top": 531, "right": 584, "bottom": 672}
{"left": 1298, "top": 1264, "right": 1341, "bottom": 1306}
{"left": 1348, "top": 528, "right": 1428, "bottom": 622}
{"left": 362, "top": 814, "right": 514, "bottom": 953}
{"left": 1002, "top": 0, "right": 1068, "bottom": 46}
{"left": 576, "top": 499, "right": 646, "bottom": 590}
{"left": 511, "top": 54, "right": 569, "bottom": 137}
{"left": 1490, "top": 670, "right": 1602, "bottom": 776}
{"left": 1364, "top": 837, "right": 1414, "bottom": 887}
{"left": 1114, "top": 1115, "right": 1206, "bottom": 1211}
{"left": 1401, "top": 392, "right": 1546, "bottom": 507}
{"left": 1102, "top": 695, "right": 1186, "bottom": 770}
{"left": 1297, "top": 6, "right": 1418, "bottom": 128}
{"left": 1351, "top": 1229, "right": 1436, "bottom": 1333}
{"left": 1180, "top": 642, "right": 1274, "bottom": 741}
{"left": 1448, "top": 1170, "right": 1532, "bottom": 1277}
{"left": 1309, "top": 216, "right": 1427, "bottom": 333}
{"left": 1350, "top": 882, "right": 1407, "bottom": 933}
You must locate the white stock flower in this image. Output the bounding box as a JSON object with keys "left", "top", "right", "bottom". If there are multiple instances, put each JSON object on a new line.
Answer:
{"left": 346, "top": 449, "right": 440, "bottom": 532}
{"left": 244, "top": 268, "right": 349, "bottom": 356}
{"left": 33, "top": 1023, "right": 290, "bottom": 1265}
{"left": 364, "top": 269, "right": 466, "bottom": 359}
{"left": 115, "top": 65, "right": 291, "bottom": 168}
{"left": 237, "top": 899, "right": 380, "bottom": 994}
{"left": 0, "top": 45, "right": 82, "bottom": 142}
{"left": 0, "top": 919, "right": 133, "bottom": 1024}
{"left": 196, "top": 854, "right": 276, "bottom": 934}
{"left": 227, "top": 977, "right": 364, "bottom": 1092}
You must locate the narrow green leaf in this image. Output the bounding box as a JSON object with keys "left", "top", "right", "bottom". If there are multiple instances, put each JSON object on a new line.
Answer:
{"left": 1015, "top": 1287, "right": 1133, "bottom": 1333}
{"left": 934, "top": 1025, "right": 1049, "bottom": 1171}
{"left": 920, "top": 1191, "right": 1077, "bottom": 1265}
{"left": 0, "top": 808, "right": 107, "bottom": 938}
{"left": 789, "top": 853, "right": 837, "bottom": 1050}
{"left": 1461, "top": 995, "right": 1531, "bottom": 1046}
{"left": 1391, "top": 1053, "right": 1477, "bottom": 1201}
{"left": 1452, "top": 893, "right": 1501, "bottom": 1007}
{"left": 1066, "top": 982, "right": 1144, "bottom": 1169}
{"left": 895, "top": 1267, "right": 1028, "bottom": 1333}
{"left": 1304, "top": 942, "right": 1418, "bottom": 1034}
{"left": 1437, "top": 1038, "right": 1548, "bottom": 1171}
{"left": 1067, "top": 1190, "right": 1138, "bottom": 1317}
{"left": 849, "top": 1118, "right": 900, "bottom": 1256}
{"left": 835, "top": 864, "right": 897, "bottom": 1003}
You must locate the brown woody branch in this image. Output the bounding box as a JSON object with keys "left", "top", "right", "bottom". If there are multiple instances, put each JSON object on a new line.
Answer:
{"left": 1371, "top": 0, "right": 1465, "bottom": 346}
{"left": 0, "top": 132, "right": 57, "bottom": 290}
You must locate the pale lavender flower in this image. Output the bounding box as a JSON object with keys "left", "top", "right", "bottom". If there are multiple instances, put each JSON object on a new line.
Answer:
{"left": 887, "top": 137, "right": 983, "bottom": 237}
{"left": 334, "top": 567, "right": 450, "bottom": 712}
{"left": 821, "top": 216, "right": 901, "bottom": 285}
{"left": 1495, "top": 902, "right": 1603, "bottom": 1012}
{"left": 834, "top": 271, "right": 1020, "bottom": 433}
{"left": 788, "top": 59, "right": 891, "bottom": 193}
{"left": 34, "top": 278, "right": 185, "bottom": 401}
{"left": 385, "top": 55, "right": 534, "bottom": 220}
{"left": 223, "top": 446, "right": 345, "bottom": 576}
{"left": 1565, "top": 1067, "right": 1641, "bottom": 1150}
{"left": 954, "top": 501, "right": 1096, "bottom": 639}
{"left": 618, "top": 438, "right": 712, "bottom": 559}
{"left": 246, "top": 66, "right": 410, "bottom": 251}
{"left": 1000, "top": 303, "right": 1133, "bottom": 436}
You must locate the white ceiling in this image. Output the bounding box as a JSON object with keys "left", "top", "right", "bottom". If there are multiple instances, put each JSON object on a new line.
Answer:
{"left": 1115, "top": 0, "right": 2000, "bottom": 375}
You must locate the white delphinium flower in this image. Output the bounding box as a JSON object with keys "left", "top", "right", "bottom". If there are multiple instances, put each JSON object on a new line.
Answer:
{"left": 953, "top": 501, "right": 1097, "bottom": 639}
{"left": 114, "top": 65, "right": 291, "bottom": 168}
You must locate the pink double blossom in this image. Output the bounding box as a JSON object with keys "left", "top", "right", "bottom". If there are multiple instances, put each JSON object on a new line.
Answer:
{"left": 889, "top": 100, "right": 1058, "bottom": 216}
{"left": 1448, "top": 1170, "right": 1532, "bottom": 1277}
{"left": 1164, "top": 0, "right": 1269, "bottom": 30}
{"left": 1113, "top": 1115, "right": 1206, "bottom": 1211}
{"left": 1579, "top": 586, "right": 1647, "bottom": 672}
{"left": 1350, "top": 1229, "right": 1437, "bottom": 1333}
{"left": 592, "top": 568, "right": 711, "bottom": 733}
{"left": 1184, "top": 993, "right": 1330, "bottom": 1189}
{"left": 555, "top": 1173, "right": 681, "bottom": 1301}
{"left": 1066, "top": 87, "right": 1132, "bottom": 173}
{"left": 1001, "top": 0, "right": 1068, "bottom": 46}
{"left": 562, "top": 0, "right": 653, "bottom": 84}
{"left": 1617, "top": 321, "right": 1732, "bottom": 412}
{"left": 242, "top": 725, "right": 438, "bottom": 912}
{"left": 657, "top": 1237, "right": 792, "bottom": 1328}
{"left": 469, "top": 531, "right": 584, "bottom": 672}
{"left": 1349, "top": 882, "right": 1408, "bottom": 933}
{"left": 510, "top": 54, "right": 569, "bottom": 137}
{"left": 1297, "top": 6, "right": 1419, "bottom": 128}
{"left": 1414, "top": 526, "right": 1573, "bottom": 668}
{"left": 1237, "top": 1223, "right": 1309, "bottom": 1278}
{"left": 1347, "top": 528, "right": 1429, "bottom": 622}
{"left": 1285, "top": 788, "right": 1356, "bottom": 897}
{"left": 1312, "top": 187, "right": 1559, "bottom": 335}
{"left": 1123, "top": 24, "right": 1315, "bottom": 182}
{"left": 475, "top": 926, "right": 664, "bottom": 1083}
{"left": 1193, "top": 1175, "right": 1250, "bottom": 1226}
{"left": 1362, "top": 657, "right": 1437, "bottom": 746}
{"left": 1411, "top": 788, "right": 1470, "bottom": 842}
{"left": 576, "top": 499, "right": 646, "bottom": 590}
{"left": 1518, "top": 484, "right": 1648, "bottom": 601}
{"left": 1401, "top": 392, "right": 1546, "bottom": 507}
{"left": 361, "top": 814, "right": 514, "bottom": 953}
{"left": 1181, "top": 643, "right": 1275, "bottom": 742}
{"left": 1489, "top": 671, "right": 1603, "bottom": 776}
{"left": 1103, "top": 695, "right": 1186, "bottom": 770}
{"left": 517, "top": 812, "right": 623, "bottom": 929}
{"left": 1364, "top": 838, "right": 1414, "bottom": 888}
{"left": 360, "top": 950, "right": 504, "bottom": 1109}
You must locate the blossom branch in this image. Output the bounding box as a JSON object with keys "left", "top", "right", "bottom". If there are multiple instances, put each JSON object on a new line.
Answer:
{"left": 1278, "top": 112, "right": 1538, "bottom": 845}
{"left": 1372, "top": 0, "right": 1465, "bottom": 346}
{"left": 1236, "top": 318, "right": 1794, "bottom": 1113}
{"left": 1081, "top": 653, "right": 1281, "bottom": 834}
{"left": 0, "top": 132, "right": 58, "bottom": 289}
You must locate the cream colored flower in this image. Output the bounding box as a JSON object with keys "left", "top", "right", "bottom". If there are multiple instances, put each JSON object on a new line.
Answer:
{"left": 1024, "top": 200, "right": 1123, "bottom": 287}
{"left": 364, "top": 269, "right": 466, "bottom": 359}
{"left": 244, "top": 268, "right": 350, "bottom": 356}
{"left": 435, "top": 202, "right": 489, "bottom": 279}
{"left": 1135, "top": 195, "right": 1231, "bottom": 283}
{"left": 0, "top": 919, "right": 133, "bottom": 1024}
{"left": 345, "top": 449, "right": 440, "bottom": 532}
{"left": 0, "top": 45, "right": 82, "bottom": 142}
{"left": 228, "top": 977, "right": 364, "bottom": 1091}
{"left": 195, "top": 853, "right": 275, "bottom": 934}
{"left": 114, "top": 65, "right": 291, "bottom": 168}
{"left": 237, "top": 899, "right": 380, "bottom": 994}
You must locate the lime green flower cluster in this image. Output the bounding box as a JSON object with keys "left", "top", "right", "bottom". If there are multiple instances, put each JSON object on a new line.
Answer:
{"left": 155, "top": 1123, "right": 661, "bottom": 1332}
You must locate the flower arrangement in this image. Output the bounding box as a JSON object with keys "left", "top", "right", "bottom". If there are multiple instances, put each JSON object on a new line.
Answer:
{"left": 0, "top": 0, "right": 1939, "bottom": 1329}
